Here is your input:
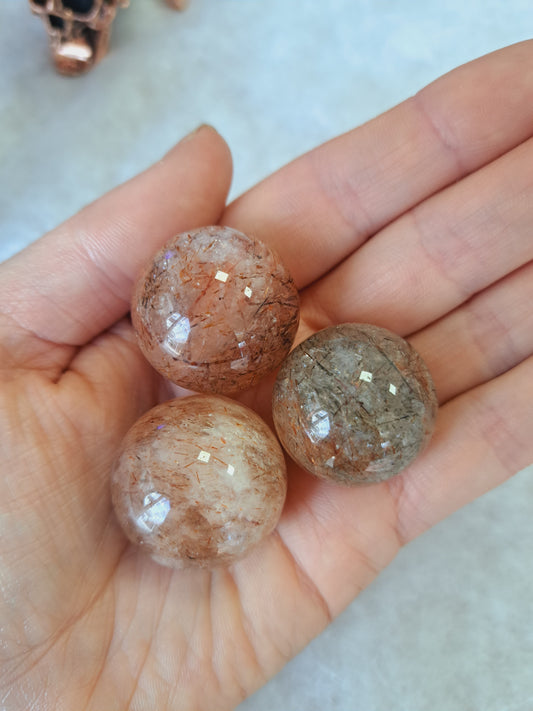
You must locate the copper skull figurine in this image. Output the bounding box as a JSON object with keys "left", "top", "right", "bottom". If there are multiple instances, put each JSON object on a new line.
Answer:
{"left": 29, "top": 0, "right": 188, "bottom": 75}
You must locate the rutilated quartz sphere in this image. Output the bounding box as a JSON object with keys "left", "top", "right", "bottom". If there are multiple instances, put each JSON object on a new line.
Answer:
{"left": 272, "top": 324, "right": 438, "bottom": 485}
{"left": 111, "top": 395, "right": 287, "bottom": 568}
{"left": 132, "top": 226, "right": 300, "bottom": 394}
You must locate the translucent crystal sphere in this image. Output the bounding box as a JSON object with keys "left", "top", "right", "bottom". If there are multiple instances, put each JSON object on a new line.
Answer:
{"left": 111, "top": 395, "right": 287, "bottom": 568}
{"left": 132, "top": 226, "right": 300, "bottom": 394}
{"left": 272, "top": 324, "right": 438, "bottom": 485}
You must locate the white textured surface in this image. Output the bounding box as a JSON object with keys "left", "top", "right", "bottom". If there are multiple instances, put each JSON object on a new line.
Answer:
{"left": 1, "top": 2, "right": 532, "bottom": 710}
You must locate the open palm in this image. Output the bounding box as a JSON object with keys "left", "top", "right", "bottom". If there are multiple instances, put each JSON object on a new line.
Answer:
{"left": 1, "top": 42, "right": 532, "bottom": 711}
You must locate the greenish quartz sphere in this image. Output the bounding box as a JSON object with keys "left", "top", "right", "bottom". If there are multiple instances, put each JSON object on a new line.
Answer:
{"left": 272, "top": 324, "right": 438, "bottom": 485}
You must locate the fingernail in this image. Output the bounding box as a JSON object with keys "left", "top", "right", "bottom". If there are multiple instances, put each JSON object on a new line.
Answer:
{"left": 181, "top": 123, "right": 217, "bottom": 142}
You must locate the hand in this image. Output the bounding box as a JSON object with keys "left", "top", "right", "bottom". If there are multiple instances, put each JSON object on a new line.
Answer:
{"left": 1, "top": 41, "right": 532, "bottom": 710}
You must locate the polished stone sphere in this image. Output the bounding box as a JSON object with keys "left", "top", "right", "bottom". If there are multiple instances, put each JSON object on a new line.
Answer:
{"left": 132, "top": 226, "right": 299, "bottom": 394}
{"left": 272, "top": 324, "right": 438, "bottom": 485}
{"left": 111, "top": 395, "right": 287, "bottom": 568}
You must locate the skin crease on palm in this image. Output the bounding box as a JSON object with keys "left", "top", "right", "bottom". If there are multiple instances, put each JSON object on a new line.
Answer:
{"left": 1, "top": 41, "right": 533, "bottom": 711}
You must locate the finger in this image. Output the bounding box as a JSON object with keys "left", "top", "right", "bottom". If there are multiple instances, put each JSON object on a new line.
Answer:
{"left": 388, "top": 355, "right": 533, "bottom": 545}
{"left": 242, "top": 258, "right": 533, "bottom": 441}
{"left": 410, "top": 261, "right": 533, "bottom": 404}
{"left": 224, "top": 40, "right": 533, "bottom": 288}
{"left": 304, "top": 136, "right": 533, "bottom": 333}
{"left": 0, "top": 126, "right": 232, "bottom": 372}
{"left": 276, "top": 355, "right": 533, "bottom": 617}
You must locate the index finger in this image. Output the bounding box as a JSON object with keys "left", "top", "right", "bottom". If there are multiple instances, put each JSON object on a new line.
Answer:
{"left": 224, "top": 41, "right": 533, "bottom": 288}
{"left": 0, "top": 126, "right": 233, "bottom": 375}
